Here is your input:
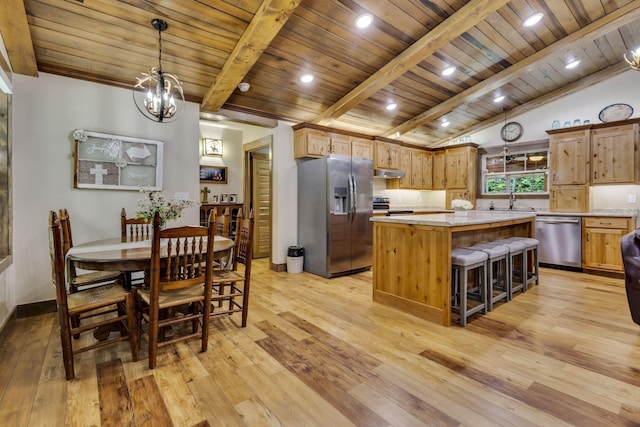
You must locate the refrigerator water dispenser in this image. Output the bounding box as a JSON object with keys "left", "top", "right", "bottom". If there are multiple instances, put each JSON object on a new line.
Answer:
{"left": 333, "top": 187, "right": 348, "bottom": 214}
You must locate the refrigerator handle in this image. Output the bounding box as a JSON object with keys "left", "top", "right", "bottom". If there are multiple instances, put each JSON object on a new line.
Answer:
{"left": 348, "top": 174, "right": 356, "bottom": 222}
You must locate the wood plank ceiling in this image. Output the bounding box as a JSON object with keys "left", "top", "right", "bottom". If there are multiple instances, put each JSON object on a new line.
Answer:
{"left": 2, "top": 0, "right": 639, "bottom": 147}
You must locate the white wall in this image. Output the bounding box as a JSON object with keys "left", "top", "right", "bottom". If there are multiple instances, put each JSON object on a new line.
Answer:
{"left": 198, "top": 124, "right": 243, "bottom": 202}
{"left": 471, "top": 69, "right": 639, "bottom": 147}
{"left": 10, "top": 73, "right": 200, "bottom": 310}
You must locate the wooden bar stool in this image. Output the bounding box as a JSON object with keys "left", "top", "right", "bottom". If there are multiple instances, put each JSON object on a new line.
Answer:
{"left": 451, "top": 248, "right": 488, "bottom": 326}
{"left": 465, "top": 242, "right": 510, "bottom": 311}
{"left": 502, "top": 237, "right": 539, "bottom": 290}
{"left": 492, "top": 239, "right": 527, "bottom": 299}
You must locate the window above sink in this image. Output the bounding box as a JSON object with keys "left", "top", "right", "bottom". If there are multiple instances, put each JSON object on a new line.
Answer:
{"left": 482, "top": 149, "right": 549, "bottom": 196}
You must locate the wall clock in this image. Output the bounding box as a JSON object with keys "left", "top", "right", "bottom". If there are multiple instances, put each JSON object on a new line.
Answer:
{"left": 500, "top": 121, "right": 523, "bottom": 142}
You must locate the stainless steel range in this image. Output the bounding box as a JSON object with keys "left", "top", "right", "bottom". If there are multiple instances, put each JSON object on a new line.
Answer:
{"left": 373, "top": 196, "right": 390, "bottom": 210}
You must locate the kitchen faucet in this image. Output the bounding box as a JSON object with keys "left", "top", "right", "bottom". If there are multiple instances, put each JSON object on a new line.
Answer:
{"left": 509, "top": 191, "right": 516, "bottom": 210}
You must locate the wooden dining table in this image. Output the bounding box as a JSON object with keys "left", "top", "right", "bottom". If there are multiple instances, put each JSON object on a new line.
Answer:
{"left": 66, "top": 234, "right": 235, "bottom": 340}
{"left": 66, "top": 235, "right": 235, "bottom": 273}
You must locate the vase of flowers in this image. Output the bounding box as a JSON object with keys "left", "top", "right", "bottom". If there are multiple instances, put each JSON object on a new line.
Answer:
{"left": 136, "top": 188, "right": 197, "bottom": 227}
{"left": 451, "top": 198, "right": 473, "bottom": 216}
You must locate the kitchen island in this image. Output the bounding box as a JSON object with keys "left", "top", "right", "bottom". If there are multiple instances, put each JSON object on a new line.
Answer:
{"left": 370, "top": 211, "right": 536, "bottom": 326}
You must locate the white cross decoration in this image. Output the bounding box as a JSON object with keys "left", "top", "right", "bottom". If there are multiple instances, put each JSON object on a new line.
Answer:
{"left": 90, "top": 164, "right": 108, "bottom": 185}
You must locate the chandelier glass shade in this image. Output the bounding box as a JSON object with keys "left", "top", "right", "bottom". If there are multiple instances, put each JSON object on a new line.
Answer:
{"left": 133, "top": 19, "right": 184, "bottom": 123}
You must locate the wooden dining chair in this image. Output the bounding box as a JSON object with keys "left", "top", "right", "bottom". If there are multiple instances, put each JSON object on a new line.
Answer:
{"left": 120, "top": 208, "right": 152, "bottom": 287}
{"left": 121, "top": 208, "right": 152, "bottom": 240}
{"left": 59, "top": 208, "right": 123, "bottom": 293}
{"left": 134, "top": 211, "right": 215, "bottom": 369}
{"left": 214, "top": 207, "right": 231, "bottom": 238}
{"left": 49, "top": 211, "right": 139, "bottom": 380}
{"left": 210, "top": 209, "right": 254, "bottom": 327}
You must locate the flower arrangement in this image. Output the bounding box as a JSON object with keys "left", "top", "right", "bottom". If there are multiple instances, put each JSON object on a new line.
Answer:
{"left": 451, "top": 199, "right": 473, "bottom": 210}
{"left": 136, "top": 188, "right": 197, "bottom": 225}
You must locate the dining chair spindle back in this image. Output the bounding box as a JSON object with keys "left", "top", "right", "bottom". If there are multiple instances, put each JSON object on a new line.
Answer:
{"left": 58, "top": 208, "right": 123, "bottom": 293}
{"left": 48, "top": 210, "right": 139, "bottom": 380}
{"left": 134, "top": 211, "right": 215, "bottom": 369}
{"left": 211, "top": 209, "right": 254, "bottom": 327}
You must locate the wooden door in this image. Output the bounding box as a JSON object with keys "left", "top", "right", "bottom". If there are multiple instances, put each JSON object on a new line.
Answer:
{"left": 251, "top": 152, "right": 271, "bottom": 259}
{"left": 410, "top": 151, "right": 423, "bottom": 189}
{"left": 548, "top": 130, "right": 589, "bottom": 185}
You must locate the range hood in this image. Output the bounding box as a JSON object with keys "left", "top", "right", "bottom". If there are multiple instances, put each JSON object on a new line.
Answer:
{"left": 374, "top": 168, "right": 405, "bottom": 179}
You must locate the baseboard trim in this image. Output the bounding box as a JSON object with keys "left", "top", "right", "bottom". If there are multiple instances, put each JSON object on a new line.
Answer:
{"left": 16, "top": 299, "right": 57, "bottom": 318}
{"left": 270, "top": 262, "right": 286, "bottom": 272}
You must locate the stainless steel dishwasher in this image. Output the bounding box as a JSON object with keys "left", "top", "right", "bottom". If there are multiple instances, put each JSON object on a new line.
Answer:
{"left": 535, "top": 216, "right": 582, "bottom": 269}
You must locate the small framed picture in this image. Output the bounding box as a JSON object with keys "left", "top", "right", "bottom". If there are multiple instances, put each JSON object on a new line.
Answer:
{"left": 202, "top": 138, "right": 223, "bottom": 156}
{"left": 229, "top": 193, "right": 237, "bottom": 203}
{"left": 212, "top": 194, "right": 219, "bottom": 203}
{"left": 199, "top": 165, "right": 227, "bottom": 184}
{"left": 220, "top": 193, "right": 229, "bottom": 204}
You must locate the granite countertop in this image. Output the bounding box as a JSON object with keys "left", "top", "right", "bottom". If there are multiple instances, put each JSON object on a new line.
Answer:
{"left": 370, "top": 211, "right": 536, "bottom": 227}
{"left": 477, "top": 208, "right": 638, "bottom": 218}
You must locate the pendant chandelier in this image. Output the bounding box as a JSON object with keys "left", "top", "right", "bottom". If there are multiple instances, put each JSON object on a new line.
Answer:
{"left": 624, "top": 48, "right": 640, "bottom": 71}
{"left": 133, "top": 18, "right": 184, "bottom": 123}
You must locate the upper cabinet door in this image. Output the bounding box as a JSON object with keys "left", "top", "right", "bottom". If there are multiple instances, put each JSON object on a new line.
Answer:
{"left": 445, "top": 147, "right": 469, "bottom": 189}
{"left": 329, "top": 133, "right": 351, "bottom": 156}
{"left": 432, "top": 151, "right": 446, "bottom": 190}
{"left": 591, "top": 124, "right": 639, "bottom": 185}
{"left": 351, "top": 137, "right": 373, "bottom": 160}
{"left": 548, "top": 130, "right": 589, "bottom": 185}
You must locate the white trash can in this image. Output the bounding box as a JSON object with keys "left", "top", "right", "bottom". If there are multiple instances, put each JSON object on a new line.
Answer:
{"left": 286, "top": 246, "right": 304, "bottom": 274}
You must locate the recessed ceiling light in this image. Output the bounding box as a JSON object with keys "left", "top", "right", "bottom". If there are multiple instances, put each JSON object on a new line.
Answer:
{"left": 493, "top": 95, "right": 505, "bottom": 103}
{"left": 299, "top": 73, "right": 315, "bottom": 83}
{"left": 565, "top": 59, "right": 580, "bottom": 69}
{"left": 441, "top": 120, "right": 450, "bottom": 128}
{"left": 385, "top": 102, "right": 397, "bottom": 111}
{"left": 523, "top": 12, "right": 543, "bottom": 27}
{"left": 442, "top": 66, "right": 456, "bottom": 76}
{"left": 355, "top": 13, "right": 374, "bottom": 29}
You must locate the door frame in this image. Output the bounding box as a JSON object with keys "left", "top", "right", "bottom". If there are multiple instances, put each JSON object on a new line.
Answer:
{"left": 243, "top": 135, "right": 273, "bottom": 265}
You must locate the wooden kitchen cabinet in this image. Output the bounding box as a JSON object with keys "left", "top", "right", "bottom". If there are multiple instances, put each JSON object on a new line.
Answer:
{"left": 351, "top": 137, "right": 374, "bottom": 160}
{"left": 432, "top": 150, "right": 446, "bottom": 190}
{"left": 374, "top": 141, "right": 400, "bottom": 170}
{"left": 293, "top": 127, "right": 360, "bottom": 158}
{"left": 399, "top": 147, "right": 412, "bottom": 189}
{"left": 583, "top": 216, "right": 633, "bottom": 273}
{"left": 549, "top": 185, "right": 588, "bottom": 212}
{"left": 548, "top": 129, "right": 589, "bottom": 185}
{"left": 328, "top": 133, "right": 351, "bottom": 156}
{"left": 445, "top": 146, "right": 472, "bottom": 189}
{"left": 294, "top": 128, "right": 330, "bottom": 158}
{"left": 444, "top": 145, "right": 477, "bottom": 208}
{"left": 591, "top": 123, "right": 639, "bottom": 185}
{"left": 421, "top": 151, "right": 433, "bottom": 189}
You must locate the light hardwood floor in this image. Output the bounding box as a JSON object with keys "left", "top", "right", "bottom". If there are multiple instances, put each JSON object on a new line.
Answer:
{"left": 1, "top": 259, "right": 640, "bottom": 426}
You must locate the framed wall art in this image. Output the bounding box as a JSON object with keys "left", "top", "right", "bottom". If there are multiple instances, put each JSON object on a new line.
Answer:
{"left": 229, "top": 193, "right": 237, "bottom": 203}
{"left": 73, "top": 129, "right": 163, "bottom": 190}
{"left": 220, "top": 193, "right": 229, "bottom": 204}
{"left": 202, "top": 138, "right": 223, "bottom": 156}
{"left": 199, "top": 165, "right": 228, "bottom": 184}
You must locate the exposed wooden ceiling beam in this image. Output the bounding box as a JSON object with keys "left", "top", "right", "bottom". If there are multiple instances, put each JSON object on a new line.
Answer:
{"left": 384, "top": 1, "right": 640, "bottom": 139}
{"left": 428, "top": 62, "right": 631, "bottom": 148}
{"left": 0, "top": 0, "right": 38, "bottom": 76}
{"left": 201, "top": 0, "right": 302, "bottom": 112}
{"left": 311, "top": 0, "right": 511, "bottom": 126}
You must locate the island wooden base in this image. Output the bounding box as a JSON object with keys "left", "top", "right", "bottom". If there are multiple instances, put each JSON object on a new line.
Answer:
{"left": 372, "top": 216, "right": 534, "bottom": 326}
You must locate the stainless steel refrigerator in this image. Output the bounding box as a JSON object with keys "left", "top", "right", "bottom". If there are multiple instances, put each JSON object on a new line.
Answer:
{"left": 298, "top": 154, "right": 373, "bottom": 278}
